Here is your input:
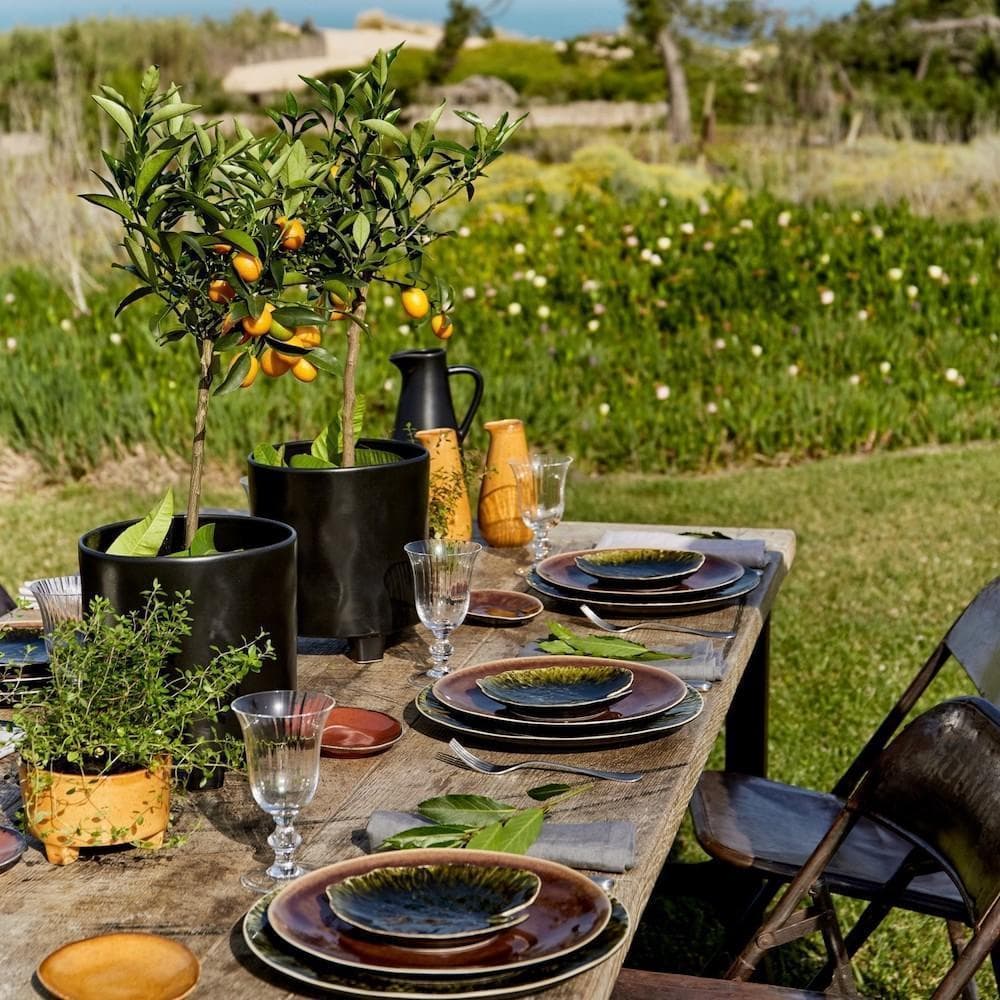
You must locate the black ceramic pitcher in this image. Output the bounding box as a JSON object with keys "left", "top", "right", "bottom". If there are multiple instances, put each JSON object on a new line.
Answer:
{"left": 390, "top": 348, "right": 484, "bottom": 443}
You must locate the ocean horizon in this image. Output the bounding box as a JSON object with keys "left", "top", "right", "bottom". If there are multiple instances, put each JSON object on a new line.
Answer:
{"left": 1, "top": 1, "right": 871, "bottom": 36}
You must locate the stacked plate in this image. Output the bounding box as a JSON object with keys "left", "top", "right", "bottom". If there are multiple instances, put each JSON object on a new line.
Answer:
{"left": 0, "top": 633, "right": 50, "bottom": 708}
{"left": 526, "top": 546, "right": 761, "bottom": 616}
{"left": 415, "top": 655, "right": 705, "bottom": 750}
{"left": 242, "top": 848, "right": 631, "bottom": 998}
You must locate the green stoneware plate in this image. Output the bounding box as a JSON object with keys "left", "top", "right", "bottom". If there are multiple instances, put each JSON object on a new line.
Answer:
{"left": 416, "top": 686, "right": 705, "bottom": 751}
{"left": 326, "top": 864, "right": 540, "bottom": 946}
{"left": 243, "top": 891, "right": 630, "bottom": 998}
{"left": 575, "top": 548, "right": 706, "bottom": 585}
{"left": 476, "top": 664, "right": 633, "bottom": 714}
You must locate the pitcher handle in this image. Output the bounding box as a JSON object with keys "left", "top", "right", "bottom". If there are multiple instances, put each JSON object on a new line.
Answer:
{"left": 448, "top": 365, "right": 485, "bottom": 442}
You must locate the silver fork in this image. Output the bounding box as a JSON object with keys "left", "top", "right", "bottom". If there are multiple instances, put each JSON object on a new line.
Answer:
{"left": 443, "top": 739, "right": 644, "bottom": 783}
{"left": 580, "top": 604, "right": 736, "bottom": 640}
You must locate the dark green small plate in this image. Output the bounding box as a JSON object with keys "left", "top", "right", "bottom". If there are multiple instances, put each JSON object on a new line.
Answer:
{"left": 575, "top": 548, "right": 705, "bottom": 585}
{"left": 476, "top": 664, "right": 633, "bottom": 713}
{"left": 326, "top": 864, "right": 541, "bottom": 946}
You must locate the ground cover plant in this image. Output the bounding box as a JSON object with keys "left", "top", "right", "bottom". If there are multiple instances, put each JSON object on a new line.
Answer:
{"left": 1, "top": 185, "right": 997, "bottom": 476}
{"left": 2, "top": 442, "right": 998, "bottom": 994}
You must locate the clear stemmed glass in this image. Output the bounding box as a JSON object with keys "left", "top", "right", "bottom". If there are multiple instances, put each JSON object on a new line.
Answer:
{"left": 404, "top": 539, "right": 482, "bottom": 679}
{"left": 509, "top": 454, "right": 573, "bottom": 568}
{"left": 230, "top": 690, "right": 336, "bottom": 893}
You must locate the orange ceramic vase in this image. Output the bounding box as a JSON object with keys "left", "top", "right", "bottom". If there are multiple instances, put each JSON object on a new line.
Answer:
{"left": 21, "top": 757, "right": 171, "bottom": 865}
{"left": 415, "top": 427, "right": 473, "bottom": 541}
{"left": 478, "top": 418, "right": 533, "bottom": 547}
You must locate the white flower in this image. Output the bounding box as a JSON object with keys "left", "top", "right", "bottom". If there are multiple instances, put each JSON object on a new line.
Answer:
{"left": 879, "top": 361, "right": 892, "bottom": 375}
{"left": 383, "top": 294, "right": 395, "bottom": 308}
{"left": 750, "top": 344, "right": 763, "bottom": 358}
{"left": 657, "top": 236, "right": 672, "bottom": 251}
{"left": 857, "top": 309, "right": 869, "bottom": 321}
{"left": 743, "top": 81, "right": 760, "bottom": 94}
{"left": 507, "top": 302, "right": 522, "bottom": 316}
{"left": 581, "top": 278, "right": 599, "bottom": 293}
{"left": 513, "top": 242, "right": 526, "bottom": 256}
{"left": 2, "top": 292, "right": 14, "bottom": 305}
{"left": 777, "top": 210, "right": 792, "bottom": 228}
{"left": 969, "top": 273, "right": 980, "bottom": 286}
{"left": 945, "top": 367, "right": 960, "bottom": 383}
{"left": 888, "top": 267, "right": 903, "bottom": 282}
{"left": 525, "top": 192, "right": 536, "bottom": 205}
{"left": 714, "top": 338, "right": 726, "bottom": 351}
{"left": 906, "top": 285, "right": 919, "bottom": 299}
{"left": 680, "top": 222, "right": 695, "bottom": 235}
{"left": 587, "top": 319, "right": 600, "bottom": 332}
{"left": 398, "top": 323, "right": 411, "bottom": 335}
{"left": 850, "top": 211, "right": 863, "bottom": 224}
{"left": 553, "top": 39, "right": 567, "bottom": 52}
{"left": 871, "top": 225, "right": 884, "bottom": 240}
{"left": 59, "top": 318, "right": 73, "bottom": 332}
{"left": 598, "top": 402, "right": 610, "bottom": 417}
{"left": 625, "top": 235, "right": 639, "bottom": 248}
{"left": 5, "top": 337, "right": 15, "bottom": 351}
{"left": 553, "top": 226, "right": 565, "bottom": 238}
{"left": 109, "top": 332, "right": 123, "bottom": 346}
{"left": 787, "top": 364, "right": 800, "bottom": 377}
{"left": 512, "top": 270, "right": 524, "bottom": 282}
{"left": 574, "top": 223, "right": 586, "bottom": 234}
{"left": 658, "top": 196, "right": 668, "bottom": 207}
{"left": 699, "top": 201, "right": 710, "bottom": 216}
{"left": 524, "top": 268, "right": 536, "bottom": 281}
{"left": 819, "top": 253, "right": 830, "bottom": 266}
{"left": 706, "top": 401, "right": 719, "bottom": 415}
{"left": 819, "top": 288, "right": 835, "bottom": 305}
{"left": 848, "top": 373, "right": 861, "bottom": 386}
{"left": 739, "top": 218, "right": 753, "bottom": 230}
{"left": 168, "top": 379, "right": 177, "bottom": 390}
{"left": 703, "top": 241, "right": 715, "bottom": 252}
{"left": 462, "top": 286, "right": 477, "bottom": 300}
{"left": 458, "top": 226, "right": 471, "bottom": 238}
{"left": 649, "top": 253, "right": 663, "bottom": 266}
{"left": 383, "top": 378, "right": 395, "bottom": 393}
{"left": 640, "top": 248, "right": 652, "bottom": 261}
{"left": 655, "top": 383, "right": 670, "bottom": 401}
{"left": 592, "top": 302, "right": 606, "bottom": 316}
{"left": 928, "top": 264, "right": 943, "bottom": 280}
{"left": 537, "top": 305, "right": 551, "bottom": 319}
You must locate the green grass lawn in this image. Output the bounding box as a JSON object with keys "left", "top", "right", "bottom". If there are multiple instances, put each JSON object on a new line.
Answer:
{"left": 3, "top": 443, "right": 998, "bottom": 995}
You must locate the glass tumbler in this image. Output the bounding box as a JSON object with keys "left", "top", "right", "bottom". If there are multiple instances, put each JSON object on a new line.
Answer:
{"left": 231, "top": 690, "right": 336, "bottom": 893}
{"left": 404, "top": 539, "right": 482, "bottom": 679}
{"left": 509, "top": 454, "right": 573, "bottom": 566}
{"left": 29, "top": 575, "right": 83, "bottom": 655}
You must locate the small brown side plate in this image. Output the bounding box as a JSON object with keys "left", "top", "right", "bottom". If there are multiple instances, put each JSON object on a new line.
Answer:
{"left": 466, "top": 590, "right": 543, "bottom": 626}
{"left": 322, "top": 707, "right": 403, "bottom": 759}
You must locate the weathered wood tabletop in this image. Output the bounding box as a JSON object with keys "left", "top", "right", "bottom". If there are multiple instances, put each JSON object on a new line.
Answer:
{"left": 0, "top": 521, "right": 795, "bottom": 1000}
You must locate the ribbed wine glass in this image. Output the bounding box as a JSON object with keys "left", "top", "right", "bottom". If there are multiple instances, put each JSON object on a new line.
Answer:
{"left": 509, "top": 454, "right": 573, "bottom": 567}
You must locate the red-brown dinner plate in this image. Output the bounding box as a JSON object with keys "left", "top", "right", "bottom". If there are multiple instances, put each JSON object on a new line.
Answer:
{"left": 0, "top": 826, "right": 26, "bottom": 872}
{"left": 322, "top": 707, "right": 403, "bottom": 759}
{"left": 266, "top": 848, "right": 612, "bottom": 977}
{"left": 466, "top": 590, "right": 543, "bottom": 626}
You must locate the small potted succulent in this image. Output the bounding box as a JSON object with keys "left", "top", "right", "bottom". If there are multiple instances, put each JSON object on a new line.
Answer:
{"left": 15, "top": 589, "right": 269, "bottom": 865}
{"left": 246, "top": 47, "right": 522, "bottom": 660}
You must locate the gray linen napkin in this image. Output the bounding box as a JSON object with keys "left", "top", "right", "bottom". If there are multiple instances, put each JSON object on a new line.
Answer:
{"left": 366, "top": 811, "right": 635, "bottom": 873}
{"left": 596, "top": 529, "right": 768, "bottom": 569}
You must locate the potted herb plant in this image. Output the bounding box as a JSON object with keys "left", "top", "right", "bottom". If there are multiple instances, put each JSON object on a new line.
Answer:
{"left": 15, "top": 589, "right": 269, "bottom": 865}
{"left": 247, "top": 47, "right": 522, "bottom": 660}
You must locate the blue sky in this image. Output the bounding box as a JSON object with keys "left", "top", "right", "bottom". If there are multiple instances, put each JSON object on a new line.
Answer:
{"left": 0, "top": 1, "right": 866, "bottom": 35}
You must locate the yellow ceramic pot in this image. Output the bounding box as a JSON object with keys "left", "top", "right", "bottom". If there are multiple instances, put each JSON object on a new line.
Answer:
{"left": 478, "top": 418, "right": 533, "bottom": 547}
{"left": 415, "top": 428, "right": 473, "bottom": 541}
{"left": 21, "top": 757, "right": 171, "bottom": 865}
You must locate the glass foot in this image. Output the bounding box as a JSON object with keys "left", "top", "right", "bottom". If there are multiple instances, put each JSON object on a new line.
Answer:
{"left": 241, "top": 863, "right": 310, "bottom": 894}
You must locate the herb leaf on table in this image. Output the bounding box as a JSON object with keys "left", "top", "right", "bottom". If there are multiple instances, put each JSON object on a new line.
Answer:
{"left": 537, "top": 622, "right": 691, "bottom": 661}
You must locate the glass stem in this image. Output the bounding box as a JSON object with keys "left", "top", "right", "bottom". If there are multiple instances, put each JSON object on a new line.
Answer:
{"left": 429, "top": 629, "right": 454, "bottom": 676}
{"left": 531, "top": 528, "right": 549, "bottom": 564}
{"left": 267, "top": 811, "right": 302, "bottom": 879}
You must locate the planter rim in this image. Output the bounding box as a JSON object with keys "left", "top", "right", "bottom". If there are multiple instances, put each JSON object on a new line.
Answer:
{"left": 20, "top": 754, "right": 171, "bottom": 780}
{"left": 247, "top": 437, "right": 428, "bottom": 475}
{"left": 78, "top": 513, "right": 296, "bottom": 565}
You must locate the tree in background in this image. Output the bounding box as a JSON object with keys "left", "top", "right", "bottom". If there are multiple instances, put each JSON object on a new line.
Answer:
{"left": 627, "top": 0, "right": 765, "bottom": 144}
{"left": 428, "top": 0, "right": 506, "bottom": 84}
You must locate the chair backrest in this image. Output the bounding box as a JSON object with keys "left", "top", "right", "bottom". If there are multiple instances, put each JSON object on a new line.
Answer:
{"left": 0, "top": 583, "right": 13, "bottom": 617}
{"left": 862, "top": 697, "right": 1000, "bottom": 922}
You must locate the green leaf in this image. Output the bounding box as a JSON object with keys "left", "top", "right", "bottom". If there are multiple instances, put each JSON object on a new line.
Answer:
{"left": 92, "top": 95, "right": 134, "bottom": 142}
{"left": 360, "top": 117, "right": 407, "bottom": 146}
{"left": 527, "top": 783, "right": 575, "bottom": 802}
{"left": 80, "top": 193, "right": 132, "bottom": 221}
{"left": 536, "top": 639, "right": 575, "bottom": 655}
{"left": 352, "top": 214, "right": 371, "bottom": 250}
{"left": 139, "top": 65, "right": 160, "bottom": 102}
{"left": 188, "top": 523, "right": 217, "bottom": 557}
{"left": 542, "top": 622, "right": 690, "bottom": 662}
{"left": 114, "top": 286, "right": 153, "bottom": 318}
{"left": 417, "top": 794, "right": 517, "bottom": 827}
{"left": 181, "top": 192, "right": 228, "bottom": 226}
{"left": 214, "top": 353, "right": 252, "bottom": 396}
{"left": 289, "top": 454, "right": 336, "bottom": 469}
{"left": 353, "top": 447, "right": 402, "bottom": 467}
{"left": 217, "top": 229, "right": 258, "bottom": 256}
{"left": 135, "top": 147, "right": 174, "bottom": 201}
{"left": 379, "top": 824, "right": 472, "bottom": 851}
{"left": 271, "top": 306, "right": 327, "bottom": 328}
{"left": 305, "top": 346, "right": 338, "bottom": 374}
{"left": 311, "top": 426, "right": 329, "bottom": 463}
{"left": 337, "top": 395, "right": 366, "bottom": 453}
{"left": 148, "top": 102, "right": 200, "bottom": 127}
{"left": 106, "top": 488, "right": 173, "bottom": 557}
{"left": 252, "top": 443, "right": 284, "bottom": 467}
{"left": 466, "top": 808, "right": 544, "bottom": 854}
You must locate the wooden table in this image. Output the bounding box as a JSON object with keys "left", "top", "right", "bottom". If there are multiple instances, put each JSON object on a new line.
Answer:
{"left": 0, "top": 521, "right": 795, "bottom": 999}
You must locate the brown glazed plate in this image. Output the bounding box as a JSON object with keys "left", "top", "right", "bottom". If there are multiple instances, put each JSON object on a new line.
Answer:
{"left": 432, "top": 656, "right": 686, "bottom": 731}
{"left": 266, "top": 848, "right": 612, "bottom": 977}
{"left": 536, "top": 550, "right": 744, "bottom": 599}
{"left": 322, "top": 707, "right": 403, "bottom": 758}
{"left": 0, "top": 826, "right": 26, "bottom": 871}
{"left": 465, "top": 591, "right": 543, "bottom": 626}
{"left": 37, "top": 932, "right": 200, "bottom": 1000}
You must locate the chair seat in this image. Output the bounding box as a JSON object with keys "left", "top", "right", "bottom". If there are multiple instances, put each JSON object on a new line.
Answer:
{"left": 612, "top": 968, "right": 828, "bottom": 998}
{"left": 691, "top": 771, "right": 965, "bottom": 920}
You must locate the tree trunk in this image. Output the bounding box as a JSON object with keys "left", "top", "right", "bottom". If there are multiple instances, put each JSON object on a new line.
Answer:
{"left": 339, "top": 293, "right": 368, "bottom": 468}
{"left": 656, "top": 24, "right": 692, "bottom": 145}
{"left": 700, "top": 79, "right": 716, "bottom": 147}
{"left": 185, "top": 338, "right": 214, "bottom": 548}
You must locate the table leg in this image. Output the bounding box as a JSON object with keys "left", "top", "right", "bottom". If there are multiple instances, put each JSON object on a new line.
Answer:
{"left": 725, "top": 614, "right": 770, "bottom": 777}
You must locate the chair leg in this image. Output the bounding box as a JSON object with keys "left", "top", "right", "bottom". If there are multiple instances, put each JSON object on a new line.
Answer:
{"left": 707, "top": 875, "right": 784, "bottom": 975}
{"left": 814, "top": 885, "right": 859, "bottom": 997}
{"left": 933, "top": 900, "right": 1000, "bottom": 1000}
{"left": 947, "top": 922, "right": 980, "bottom": 1000}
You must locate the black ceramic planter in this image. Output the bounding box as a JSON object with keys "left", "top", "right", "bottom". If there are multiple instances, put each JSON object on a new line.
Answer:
{"left": 247, "top": 438, "right": 429, "bottom": 663}
{"left": 79, "top": 514, "right": 298, "bottom": 705}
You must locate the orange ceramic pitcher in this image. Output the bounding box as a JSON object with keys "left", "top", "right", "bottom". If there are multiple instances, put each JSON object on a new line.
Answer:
{"left": 478, "top": 418, "right": 533, "bottom": 547}
{"left": 415, "top": 428, "right": 472, "bottom": 541}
